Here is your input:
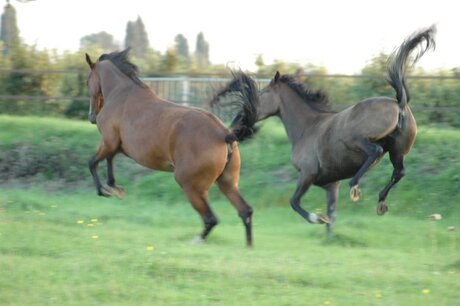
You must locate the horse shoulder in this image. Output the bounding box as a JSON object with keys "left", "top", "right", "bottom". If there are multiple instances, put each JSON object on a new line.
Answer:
{"left": 291, "top": 137, "right": 321, "bottom": 174}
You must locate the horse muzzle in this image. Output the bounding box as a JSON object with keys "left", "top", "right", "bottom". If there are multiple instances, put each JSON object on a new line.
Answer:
{"left": 88, "top": 113, "right": 97, "bottom": 124}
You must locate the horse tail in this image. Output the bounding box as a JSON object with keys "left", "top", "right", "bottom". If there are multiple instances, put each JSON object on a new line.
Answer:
{"left": 212, "top": 70, "right": 260, "bottom": 144}
{"left": 387, "top": 25, "right": 436, "bottom": 109}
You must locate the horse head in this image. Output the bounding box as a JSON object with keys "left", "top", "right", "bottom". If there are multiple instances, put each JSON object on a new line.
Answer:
{"left": 257, "top": 71, "right": 284, "bottom": 119}
{"left": 85, "top": 53, "right": 104, "bottom": 124}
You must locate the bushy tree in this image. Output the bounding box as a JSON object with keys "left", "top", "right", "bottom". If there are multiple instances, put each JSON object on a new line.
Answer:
{"left": 349, "top": 52, "right": 394, "bottom": 101}
{"left": 194, "top": 32, "right": 210, "bottom": 68}
{"left": 58, "top": 51, "right": 90, "bottom": 119}
{"left": 174, "top": 34, "right": 190, "bottom": 65}
{"left": 1, "top": 0, "right": 20, "bottom": 55}
{"left": 161, "top": 47, "right": 178, "bottom": 72}
{"left": 80, "top": 32, "right": 118, "bottom": 52}
{"left": 124, "top": 16, "right": 149, "bottom": 59}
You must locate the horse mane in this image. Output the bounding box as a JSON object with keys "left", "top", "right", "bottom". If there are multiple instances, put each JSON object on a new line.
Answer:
{"left": 278, "top": 74, "right": 333, "bottom": 112}
{"left": 98, "top": 48, "right": 145, "bottom": 87}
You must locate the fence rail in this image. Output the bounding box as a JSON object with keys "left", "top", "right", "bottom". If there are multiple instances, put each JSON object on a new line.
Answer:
{"left": 1, "top": 68, "right": 460, "bottom": 80}
{"left": 0, "top": 76, "right": 457, "bottom": 107}
{"left": 1, "top": 70, "right": 459, "bottom": 125}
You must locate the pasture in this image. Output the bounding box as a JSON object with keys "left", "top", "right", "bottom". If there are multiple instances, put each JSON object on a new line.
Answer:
{"left": 0, "top": 115, "right": 459, "bottom": 305}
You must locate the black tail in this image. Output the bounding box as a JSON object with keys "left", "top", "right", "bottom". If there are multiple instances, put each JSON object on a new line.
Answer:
{"left": 212, "top": 70, "right": 260, "bottom": 143}
{"left": 388, "top": 25, "right": 436, "bottom": 108}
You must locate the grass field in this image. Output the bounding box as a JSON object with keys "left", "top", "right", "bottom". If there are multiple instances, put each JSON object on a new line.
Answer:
{"left": 0, "top": 115, "right": 459, "bottom": 305}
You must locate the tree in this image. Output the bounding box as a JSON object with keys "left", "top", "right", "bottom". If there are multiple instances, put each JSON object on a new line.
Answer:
{"left": 255, "top": 54, "right": 265, "bottom": 72}
{"left": 80, "top": 32, "right": 118, "bottom": 52}
{"left": 194, "top": 32, "right": 210, "bottom": 68}
{"left": 1, "top": 0, "right": 20, "bottom": 54}
{"left": 174, "top": 34, "right": 190, "bottom": 65}
{"left": 124, "top": 16, "right": 149, "bottom": 59}
{"left": 161, "top": 47, "right": 178, "bottom": 72}
{"left": 350, "top": 52, "right": 394, "bottom": 100}
{"left": 58, "top": 51, "right": 90, "bottom": 119}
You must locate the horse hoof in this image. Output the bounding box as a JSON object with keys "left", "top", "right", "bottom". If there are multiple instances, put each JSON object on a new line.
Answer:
{"left": 191, "top": 236, "right": 205, "bottom": 245}
{"left": 98, "top": 186, "right": 112, "bottom": 197}
{"left": 376, "top": 201, "right": 388, "bottom": 216}
{"left": 318, "top": 214, "right": 330, "bottom": 224}
{"left": 109, "top": 186, "right": 125, "bottom": 199}
{"left": 350, "top": 185, "right": 361, "bottom": 202}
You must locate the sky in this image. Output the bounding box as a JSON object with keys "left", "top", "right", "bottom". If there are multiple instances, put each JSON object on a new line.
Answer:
{"left": 10, "top": 0, "right": 460, "bottom": 74}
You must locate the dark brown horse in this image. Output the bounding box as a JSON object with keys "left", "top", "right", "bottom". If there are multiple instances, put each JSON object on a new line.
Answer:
{"left": 214, "top": 26, "right": 436, "bottom": 236}
{"left": 85, "top": 49, "right": 258, "bottom": 246}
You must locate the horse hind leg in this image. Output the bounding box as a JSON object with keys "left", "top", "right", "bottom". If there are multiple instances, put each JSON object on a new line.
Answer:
{"left": 348, "top": 140, "right": 384, "bottom": 202}
{"left": 377, "top": 152, "right": 405, "bottom": 215}
{"left": 180, "top": 185, "right": 219, "bottom": 244}
{"left": 216, "top": 178, "right": 253, "bottom": 247}
{"left": 216, "top": 146, "right": 253, "bottom": 247}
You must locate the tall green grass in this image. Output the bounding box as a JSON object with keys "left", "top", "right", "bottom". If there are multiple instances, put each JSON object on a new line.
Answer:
{"left": 0, "top": 115, "right": 459, "bottom": 305}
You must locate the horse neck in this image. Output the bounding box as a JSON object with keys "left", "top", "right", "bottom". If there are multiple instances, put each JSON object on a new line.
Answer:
{"left": 98, "top": 63, "right": 135, "bottom": 98}
{"left": 278, "top": 89, "right": 325, "bottom": 144}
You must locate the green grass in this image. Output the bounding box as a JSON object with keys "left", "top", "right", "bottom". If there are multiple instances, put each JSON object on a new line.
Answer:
{"left": 1, "top": 190, "right": 458, "bottom": 306}
{"left": 0, "top": 115, "right": 459, "bottom": 305}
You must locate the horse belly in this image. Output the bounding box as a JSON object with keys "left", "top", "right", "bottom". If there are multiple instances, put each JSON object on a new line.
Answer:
{"left": 315, "top": 149, "right": 366, "bottom": 186}
{"left": 121, "top": 143, "right": 174, "bottom": 172}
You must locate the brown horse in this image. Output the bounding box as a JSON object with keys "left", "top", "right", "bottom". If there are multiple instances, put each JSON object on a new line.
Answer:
{"left": 214, "top": 26, "right": 436, "bottom": 236}
{"left": 84, "top": 49, "right": 259, "bottom": 246}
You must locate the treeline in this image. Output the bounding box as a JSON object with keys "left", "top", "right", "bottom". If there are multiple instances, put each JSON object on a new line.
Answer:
{"left": 0, "top": 2, "right": 459, "bottom": 126}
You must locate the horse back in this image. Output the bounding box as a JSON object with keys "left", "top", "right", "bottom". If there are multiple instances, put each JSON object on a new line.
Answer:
{"left": 330, "top": 97, "right": 401, "bottom": 141}
{"left": 117, "top": 98, "right": 229, "bottom": 172}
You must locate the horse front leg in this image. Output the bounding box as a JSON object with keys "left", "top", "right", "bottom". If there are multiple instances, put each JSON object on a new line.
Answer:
{"left": 89, "top": 153, "right": 112, "bottom": 197}
{"left": 290, "top": 171, "right": 329, "bottom": 224}
{"left": 348, "top": 140, "right": 384, "bottom": 202}
{"left": 376, "top": 153, "right": 405, "bottom": 215}
{"left": 106, "top": 155, "right": 125, "bottom": 199}
{"left": 89, "top": 141, "right": 123, "bottom": 198}
{"left": 322, "top": 181, "right": 340, "bottom": 237}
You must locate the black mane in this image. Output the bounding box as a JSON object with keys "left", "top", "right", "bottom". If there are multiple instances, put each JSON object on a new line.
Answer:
{"left": 278, "top": 75, "right": 333, "bottom": 112}
{"left": 98, "top": 48, "right": 145, "bottom": 87}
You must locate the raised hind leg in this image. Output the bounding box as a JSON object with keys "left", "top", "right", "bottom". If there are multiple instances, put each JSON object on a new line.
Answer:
{"left": 376, "top": 152, "right": 405, "bottom": 215}
{"left": 322, "top": 181, "right": 340, "bottom": 237}
{"left": 348, "top": 140, "right": 384, "bottom": 202}
{"left": 291, "top": 171, "right": 329, "bottom": 224}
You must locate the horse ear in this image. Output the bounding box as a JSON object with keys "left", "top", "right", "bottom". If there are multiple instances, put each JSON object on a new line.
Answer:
{"left": 274, "top": 71, "right": 281, "bottom": 83}
{"left": 85, "top": 53, "right": 95, "bottom": 69}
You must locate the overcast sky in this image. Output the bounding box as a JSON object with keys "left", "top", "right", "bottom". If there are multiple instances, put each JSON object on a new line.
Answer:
{"left": 11, "top": 0, "right": 460, "bottom": 73}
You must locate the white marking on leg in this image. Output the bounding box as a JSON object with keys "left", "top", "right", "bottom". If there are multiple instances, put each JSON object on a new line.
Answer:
{"left": 191, "top": 236, "right": 205, "bottom": 245}
{"left": 308, "top": 213, "right": 319, "bottom": 224}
